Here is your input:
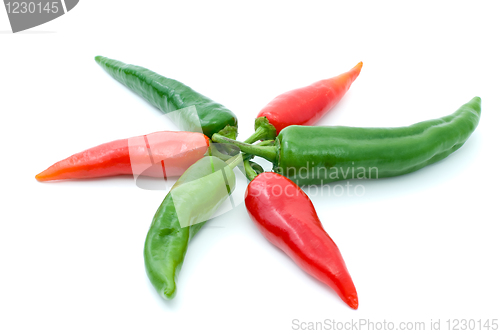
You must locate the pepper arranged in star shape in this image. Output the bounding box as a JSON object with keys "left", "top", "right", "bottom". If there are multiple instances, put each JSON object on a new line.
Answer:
{"left": 36, "top": 57, "right": 481, "bottom": 309}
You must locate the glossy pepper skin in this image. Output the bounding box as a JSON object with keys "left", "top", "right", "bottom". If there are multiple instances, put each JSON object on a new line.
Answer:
{"left": 144, "top": 155, "right": 241, "bottom": 299}
{"left": 35, "top": 131, "right": 209, "bottom": 181}
{"left": 214, "top": 97, "right": 481, "bottom": 186}
{"left": 95, "top": 56, "right": 238, "bottom": 139}
{"left": 245, "top": 62, "right": 363, "bottom": 143}
{"left": 245, "top": 172, "right": 358, "bottom": 309}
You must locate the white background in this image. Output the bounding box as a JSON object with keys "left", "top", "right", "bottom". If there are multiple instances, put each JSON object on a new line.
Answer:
{"left": 1, "top": 1, "right": 499, "bottom": 333}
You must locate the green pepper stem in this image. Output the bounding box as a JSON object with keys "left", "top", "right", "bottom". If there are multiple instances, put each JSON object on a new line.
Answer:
{"left": 216, "top": 125, "right": 238, "bottom": 140}
{"left": 241, "top": 140, "right": 274, "bottom": 161}
{"left": 243, "top": 159, "right": 258, "bottom": 181}
{"left": 208, "top": 141, "right": 232, "bottom": 160}
{"left": 226, "top": 154, "right": 244, "bottom": 170}
{"left": 213, "top": 133, "right": 278, "bottom": 164}
{"left": 243, "top": 117, "right": 277, "bottom": 144}
{"left": 244, "top": 126, "right": 270, "bottom": 144}
{"left": 256, "top": 140, "right": 275, "bottom": 146}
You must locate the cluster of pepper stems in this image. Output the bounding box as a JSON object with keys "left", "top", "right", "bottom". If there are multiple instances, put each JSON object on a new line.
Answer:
{"left": 37, "top": 57, "right": 481, "bottom": 310}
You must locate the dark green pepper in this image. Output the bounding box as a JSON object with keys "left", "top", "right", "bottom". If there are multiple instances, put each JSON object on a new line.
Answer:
{"left": 212, "top": 97, "right": 481, "bottom": 186}
{"left": 95, "top": 56, "right": 238, "bottom": 139}
{"left": 144, "top": 155, "right": 241, "bottom": 299}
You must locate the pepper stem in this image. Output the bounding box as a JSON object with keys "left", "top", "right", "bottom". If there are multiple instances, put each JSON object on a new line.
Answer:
{"left": 213, "top": 133, "right": 278, "bottom": 164}
{"left": 243, "top": 159, "right": 258, "bottom": 181}
{"left": 216, "top": 125, "right": 238, "bottom": 140}
{"left": 208, "top": 141, "right": 232, "bottom": 160}
{"left": 256, "top": 140, "right": 275, "bottom": 147}
{"left": 244, "top": 126, "right": 270, "bottom": 144}
{"left": 226, "top": 153, "right": 244, "bottom": 170}
{"left": 243, "top": 117, "right": 277, "bottom": 144}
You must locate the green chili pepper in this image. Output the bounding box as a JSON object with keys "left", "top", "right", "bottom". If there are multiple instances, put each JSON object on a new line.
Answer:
{"left": 95, "top": 56, "right": 238, "bottom": 139}
{"left": 144, "top": 155, "right": 242, "bottom": 299}
{"left": 212, "top": 97, "right": 481, "bottom": 186}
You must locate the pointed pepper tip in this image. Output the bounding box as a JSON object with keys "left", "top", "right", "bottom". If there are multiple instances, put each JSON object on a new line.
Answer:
{"left": 347, "top": 295, "right": 359, "bottom": 310}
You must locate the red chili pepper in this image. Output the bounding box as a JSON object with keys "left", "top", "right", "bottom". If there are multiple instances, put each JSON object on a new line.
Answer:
{"left": 247, "top": 62, "right": 363, "bottom": 141}
{"left": 35, "top": 131, "right": 210, "bottom": 181}
{"left": 245, "top": 172, "right": 358, "bottom": 309}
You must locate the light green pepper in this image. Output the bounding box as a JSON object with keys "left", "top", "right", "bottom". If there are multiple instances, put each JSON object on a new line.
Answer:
{"left": 144, "top": 155, "right": 242, "bottom": 299}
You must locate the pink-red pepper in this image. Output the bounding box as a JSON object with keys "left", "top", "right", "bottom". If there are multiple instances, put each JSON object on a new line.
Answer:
{"left": 245, "top": 62, "right": 363, "bottom": 143}
{"left": 36, "top": 131, "right": 209, "bottom": 181}
{"left": 244, "top": 172, "right": 358, "bottom": 309}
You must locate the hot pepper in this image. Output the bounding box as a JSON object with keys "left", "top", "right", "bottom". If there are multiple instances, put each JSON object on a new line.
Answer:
{"left": 144, "top": 154, "right": 242, "bottom": 299}
{"left": 95, "top": 56, "right": 238, "bottom": 139}
{"left": 35, "top": 131, "right": 209, "bottom": 181}
{"left": 214, "top": 97, "right": 481, "bottom": 186}
{"left": 244, "top": 170, "right": 358, "bottom": 309}
{"left": 245, "top": 62, "right": 363, "bottom": 143}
